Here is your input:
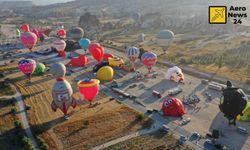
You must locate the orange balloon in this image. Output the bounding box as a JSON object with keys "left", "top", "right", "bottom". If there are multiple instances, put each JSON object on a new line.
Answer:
{"left": 21, "top": 24, "right": 30, "bottom": 32}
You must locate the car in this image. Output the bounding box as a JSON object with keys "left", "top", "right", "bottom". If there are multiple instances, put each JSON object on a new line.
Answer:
{"left": 162, "top": 124, "right": 170, "bottom": 132}
{"left": 168, "top": 87, "right": 183, "bottom": 96}
{"left": 147, "top": 109, "right": 153, "bottom": 114}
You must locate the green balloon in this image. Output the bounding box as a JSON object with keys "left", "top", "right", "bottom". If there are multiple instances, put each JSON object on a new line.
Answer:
{"left": 16, "top": 28, "right": 21, "bottom": 37}
{"left": 34, "top": 63, "right": 46, "bottom": 76}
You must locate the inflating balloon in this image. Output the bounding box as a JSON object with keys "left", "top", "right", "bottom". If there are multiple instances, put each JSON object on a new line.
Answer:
{"left": 89, "top": 43, "right": 104, "bottom": 63}
{"left": 79, "top": 38, "right": 91, "bottom": 52}
{"left": 57, "top": 28, "right": 66, "bottom": 39}
{"left": 66, "top": 54, "right": 89, "bottom": 67}
{"left": 165, "top": 66, "right": 184, "bottom": 82}
{"left": 141, "top": 52, "right": 157, "bottom": 73}
{"left": 33, "top": 63, "right": 46, "bottom": 76}
{"left": 18, "top": 59, "right": 36, "bottom": 81}
{"left": 78, "top": 78, "right": 100, "bottom": 104}
{"left": 51, "top": 78, "right": 76, "bottom": 117}
{"left": 156, "top": 30, "right": 174, "bottom": 52}
{"left": 93, "top": 61, "right": 109, "bottom": 72}
{"left": 50, "top": 63, "right": 66, "bottom": 79}
{"left": 68, "top": 27, "right": 84, "bottom": 42}
{"left": 96, "top": 66, "right": 114, "bottom": 81}
{"left": 16, "top": 28, "right": 21, "bottom": 38}
{"left": 162, "top": 97, "right": 185, "bottom": 117}
{"left": 21, "top": 24, "right": 30, "bottom": 32}
{"left": 20, "top": 32, "right": 37, "bottom": 51}
{"left": 126, "top": 47, "right": 140, "bottom": 69}
{"left": 103, "top": 53, "right": 114, "bottom": 62}
{"left": 53, "top": 39, "right": 66, "bottom": 57}
{"left": 219, "top": 81, "right": 248, "bottom": 126}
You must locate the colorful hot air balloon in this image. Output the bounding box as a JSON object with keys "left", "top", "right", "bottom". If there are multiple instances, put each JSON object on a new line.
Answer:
{"left": 53, "top": 39, "right": 66, "bottom": 57}
{"left": 126, "top": 47, "right": 140, "bottom": 70}
{"left": 21, "top": 24, "right": 30, "bottom": 32}
{"left": 78, "top": 78, "right": 100, "bottom": 104}
{"left": 16, "top": 28, "right": 21, "bottom": 38}
{"left": 33, "top": 63, "right": 46, "bottom": 76}
{"left": 50, "top": 63, "right": 66, "bottom": 79}
{"left": 103, "top": 53, "right": 114, "bottom": 62}
{"left": 20, "top": 32, "right": 37, "bottom": 51}
{"left": 79, "top": 38, "right": 91, "bottom": 53}
{"left": 18, "top": 59, "right": 36, "bottom": 81}
{"left": 68, "top": 27, "right": 84, "bottom": 42}
{"left": 51, "top": 78, "right": 77, "bottom": 118}
{"left": 57, "top": 28, "right": 66, "bottom": 39}
{"left": 141, "top": 52, "right": 157, "bottom": 73}
{"left": 89, "top": 43, "right": 104, "bottom": 63}
{"left": 66, "top": 54, "right": 89, "bottom": 67}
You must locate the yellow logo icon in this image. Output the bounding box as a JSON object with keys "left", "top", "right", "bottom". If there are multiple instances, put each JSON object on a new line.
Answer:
{"left": 209, "top": 6, "right": 227, "bottom": 24}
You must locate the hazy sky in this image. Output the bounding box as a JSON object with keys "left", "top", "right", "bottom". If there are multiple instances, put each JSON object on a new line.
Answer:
{"left": 0, "top": 0, "right": 74, "bottom": 5}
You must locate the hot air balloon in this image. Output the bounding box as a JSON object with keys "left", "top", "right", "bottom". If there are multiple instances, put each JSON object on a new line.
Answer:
{"left": 126, "top": 47, "right": 140, "bottom": 70}
{"left": 219, "top": 81, "right": 248, "bottom": 126}
{"left": 68, "top": 27, "right": 84, "bottom": 42}
{"left": 57, "top": 28, "right": 66, "bottom": 39}
{"left": 51, "top": 78, "right": 77, "bottom": 118}
{"left": 16, "top": 28, "right": 21, "bottom": 38}
{"left": 50, "top": 63, "right": 66, "bottom": 79}
{"left": 156, "top": 30, "right": 174, "bottom": 52}
{"left": 79, "top": 38, "right": 91, "bottom": 53}
{"left": 89, "top": 43, "right": 104, "bottom": 63}
{"left": 103, "top": 53, "right": 114, "bottom": 62}
{"left": 165, "top": 66, "right": 184, "bottom": 83}
{"left": 33, "top": 63, "right": 46, "bottom": 76}
{"left": 141, "top": 52, "right": 157, "bottom": 74}
{"left": 96, "top": 66, "right": 114, "bottom": 81}
{"left": 53, "top": 39, "right": 66, "bottom": 57}
{"left": 18, "top": 59, "right": 36, "bottom": 81}
{"left": 162, "top": 97, "right": 185, "bottom": 117}
{"left": 20, "top": 32, "right": 37, "bottom": 51}
{"left": 78, "top": 78, "right": 100, "bottom": 105}
{"left": 21, "top": 24, "right": 30, "bottom": 32}
{"left": 66, "top": 54, "right": 89, "bottom": 67}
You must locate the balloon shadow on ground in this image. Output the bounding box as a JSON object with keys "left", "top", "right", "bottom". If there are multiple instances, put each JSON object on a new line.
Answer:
{"left": 28, "top": 76, "right": 53, "bottom": 86}
{"left": 208, "top": 112, "right": 249, "bottom": 150}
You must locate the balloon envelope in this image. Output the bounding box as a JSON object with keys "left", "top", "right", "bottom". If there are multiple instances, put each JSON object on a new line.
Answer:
{"left": 21, "top": 24, "right": 30, "bottom": 32}
{"left": 162, "top": 97, "right": 185, "bottom": 117}
{"left": 57, "top": 28, "right": 66, "bottom": 39}
{"left": 53, "top": 39, "right": 66, "bottom": 51}
{"left": 156, "top": 30, "right": 174, "bottom": 50}
{"left": 89, "top": 43, "right": 104, "bottom": 62}
{"left": 50, "top": 63, "right": 66, "bottom": 78}
{"left": 68, "top": 27, "right": 84, "bottom": 41}
{"left": 18, "top": 59, "right": 36, "bottom": 77}
{"left": 126, "top": 47, "right": 140, "bottom": 62}
{"left": 79, "top": 38, "right": 91, "bottom": 51}
{"left": 33, "top": 63, "right": 46, "bottom": 75}
{"left": 103, "top": 53, "right": 114, "bottom": 62}
{"left": 165, "top": 66, "right": 184, "bottom": 82}
{"left": 16, "top": 28, "right": 21, "bottom": 37}
{"left": 20, "top": 32, "right": 37, "bottom": 50}
{"left": 141, "top": 52, "right": 157, "bottom": 71}
{"left": 96, "top": 66, "right": 114, "bottom": 81}
{"left": 78, "top": 79, "right": 100, "bottom": 102}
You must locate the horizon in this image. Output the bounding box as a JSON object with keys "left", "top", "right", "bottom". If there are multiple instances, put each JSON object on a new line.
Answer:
{"left": 0, "top": 0, "right": 74, "bottom": 5}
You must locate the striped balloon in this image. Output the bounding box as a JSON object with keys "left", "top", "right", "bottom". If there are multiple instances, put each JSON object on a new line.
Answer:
{"left": 53, "top": 39, "right": 66, "bottom": 51}
{"left": 141, "top": 52, "right": 157, "bottom": 72}
{"left": 126, "top": 47, "right": 139, "bottom": 62}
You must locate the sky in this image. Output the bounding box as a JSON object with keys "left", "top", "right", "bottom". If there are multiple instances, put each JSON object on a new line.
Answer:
{"left": 0, "top": 0, "right": 74, "bottom": 5}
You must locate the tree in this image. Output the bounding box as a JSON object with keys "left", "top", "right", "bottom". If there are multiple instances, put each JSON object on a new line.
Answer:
{"left": 217, "top": 55, "right": 224, "bottom": 68}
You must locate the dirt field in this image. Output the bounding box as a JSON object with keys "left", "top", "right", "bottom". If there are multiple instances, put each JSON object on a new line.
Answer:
{"left": 13, "top": 72, "right": 150, "bottom": 149}
{"left": 104, "top": 130, "right": 192, "bottom": 150}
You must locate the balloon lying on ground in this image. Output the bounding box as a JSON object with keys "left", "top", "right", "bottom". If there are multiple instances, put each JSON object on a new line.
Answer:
{"left": 165, "top": 66, "right": 184, "bottom": 82}
{"left": 103, "top": 53, "right": 114, "bottom": 62}
{"left": 237, "top": 101, "right": 250, "bottom": 122}
{"left": 21, "top": 24, "right": 30, "bottom": 32}
{"left": 93, "top": 61, "right": 109, "bottom": 72}
{"left": 32, "top": 28, "right": 44, "bottom": 42}
{"left": 156, "top": 29, "right": 174, "bottom": 52}
{"left": 66, "top": 54, "right": 89, "bottom": 67}
{"left": 57, "top": 28, "right": 66, "bottom": 39}
{"left": 53, "top": 39, "right": 66, "bottom": 57}
{"left": 89, "top": 43, "right": 104, "bottom": 63}
{"left": 78, "top": 78, "right": 100, "bottom": 103}
{"left": 33, "top": 63, "right": 46, "bottom": 76}
{"left": 162, "top": 97, "right": 186, "bottom": 117}
{"left": 18, "top": 59, "right": 36, "bottom": 80}
{"left": 96, "top": 66, "right": 114, "bottom": 81}
{"left": 141, "top": 52, "right": 157, "bottom": 73}
{"left": 20, "top": 32, "right": 37, "bottom": 51}
{"left": 51, "top": 78, "right": 77, "bottom": 116}
{"left": 50, "top": 63, "right": 66, "bottom": 78}
{"left": 108, "top": 56, "right": 124, "bottom": 67}
{"left": 79, "top": 38, "right": 91, "bottom": 52}
{"left": 219, "top": 81, "right": 248, "bottom": 125}
{"left": 68, "top": 27, "right": 84, "bottom": 41}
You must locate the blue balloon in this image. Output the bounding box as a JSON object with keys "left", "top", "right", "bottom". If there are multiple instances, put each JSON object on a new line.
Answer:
{"left": 79, "top": 38, "right": 91, "bottom": 51}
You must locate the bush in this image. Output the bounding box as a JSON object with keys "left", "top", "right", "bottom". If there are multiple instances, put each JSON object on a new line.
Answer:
{"left": 14, "top": 120, "right": 22, "bottom": 128}
{"left": 83, "top": 120, "right": 89, "bottom": 126}
{"left": 21, "top": 136, "right": 35, "bottom": 150}
{"left": 11, "top": 108, "right": 17, "bottom": 115}
{"left": 40, "top": 143, "right": 49, "bottom": 150}
{"left": 137, "top": 114, "right": 146, "bottom": 121}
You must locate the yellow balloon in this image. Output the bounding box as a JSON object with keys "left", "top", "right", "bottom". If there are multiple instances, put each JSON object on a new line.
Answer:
{"left": 96, "top": 66, "right": 114, "bottom": 81}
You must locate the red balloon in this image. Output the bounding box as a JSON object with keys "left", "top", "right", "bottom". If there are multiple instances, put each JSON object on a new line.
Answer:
{"left": 162, "top": 97, "right": 185, "bottom": 117}
{"left": 103, "top": 53, "right": 114, "bottom": 61}
{"left": 78, "top": 79, "right": 100, "bottom": 102}
{"left": 66, "top": 54, "right": 89, "bottom": 67}
{"left": 21, "top": 24, "right": 30, "bottom": 32}
{"left": 89, "top": 43, "right": 104, "bottom": 62}
{"left": 57, "top": 29, "right": 66, "bottom": 38}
